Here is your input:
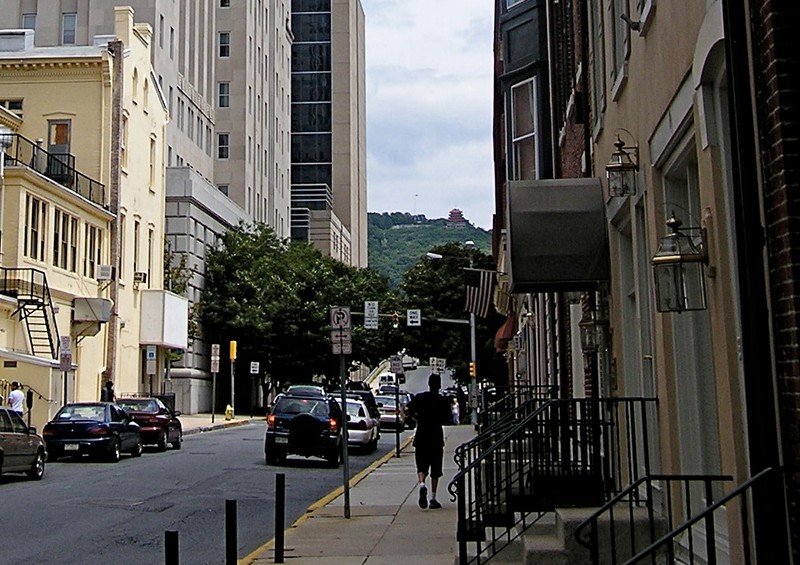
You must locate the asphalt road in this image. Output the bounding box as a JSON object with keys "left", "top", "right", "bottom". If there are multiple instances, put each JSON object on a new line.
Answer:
{"left": 0, "top": 422, "right": 407, "bottom": 565}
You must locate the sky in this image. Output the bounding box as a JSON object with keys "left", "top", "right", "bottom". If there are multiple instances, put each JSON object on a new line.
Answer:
{"left": 363, "top": 0, "right": 495, "bottom": 230}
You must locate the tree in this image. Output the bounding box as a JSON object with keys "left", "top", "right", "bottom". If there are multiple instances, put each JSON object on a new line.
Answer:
{"left": 400, "top": 243, "right": 505, "bottom": 388}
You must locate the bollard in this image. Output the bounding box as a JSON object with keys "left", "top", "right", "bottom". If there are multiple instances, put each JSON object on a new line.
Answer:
{"left": 275, "top": 473, "right": 285, "bottom": 563}
{"left": 225, "top": 499, "right": 237, "bottom": 565}
{"left": 164, "top": 530, "right": 179, "bottom": 565}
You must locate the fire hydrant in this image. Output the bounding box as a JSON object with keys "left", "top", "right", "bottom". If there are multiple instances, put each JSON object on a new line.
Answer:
{"left": 225, "top": 404, "right": 234, "bottom": 420}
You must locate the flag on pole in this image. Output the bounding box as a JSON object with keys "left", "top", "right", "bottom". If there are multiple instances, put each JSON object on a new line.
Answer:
{"left": 464, "top": 268, "right": 494, "bottom": 318}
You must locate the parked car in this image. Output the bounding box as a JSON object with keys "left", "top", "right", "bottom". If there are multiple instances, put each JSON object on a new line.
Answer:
{"left": 344, "top": 389, "right": 381, "bottom": 422}
{"left": 340, "top": 398, "right": 379, "bottom": 452}
{"left": 285, "top": 384, "right": 327, "bottom": 398}
{"left": 265, "top": 393, "right": 343, "bottom": 467}
{"left": 0, "top": 407, "right": 46, "bottom": 480}
{"left": 374, "top": 395, "right": 406, "bottom": 430}
{"left": 116, "top": 397, "right": 183, "bottom": 451}
{"left": 43, "top": 402, "right": 142, "bottom": 462}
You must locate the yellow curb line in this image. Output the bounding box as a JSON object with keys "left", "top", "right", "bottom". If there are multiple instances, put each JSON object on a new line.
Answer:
{"left": 240, "top": 434, "right": 415, "bottom": 565}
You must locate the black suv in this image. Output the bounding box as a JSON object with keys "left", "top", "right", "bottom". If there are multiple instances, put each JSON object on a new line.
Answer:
{"left": 265, "top": 393, "right": 343, "bottom": 467}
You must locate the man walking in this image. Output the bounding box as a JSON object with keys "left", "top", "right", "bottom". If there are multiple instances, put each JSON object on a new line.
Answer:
{"left": 8, "top": 381, "right": 24, "bottom": 415}
{"left": 407, "top": 373, "right": 452, "bottom": 509}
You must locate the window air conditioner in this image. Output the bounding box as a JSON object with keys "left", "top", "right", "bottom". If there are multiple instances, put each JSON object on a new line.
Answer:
{"left": 96, "top": 265, "right": 115, "bottom": 280}
{"left": 133, "top": 272, "right": 148, "bottom": 284}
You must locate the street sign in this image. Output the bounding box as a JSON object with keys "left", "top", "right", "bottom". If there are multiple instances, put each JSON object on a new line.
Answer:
{"left": 60, "top": 336, "right": 72, "bottom": 355}
{"left": 330, "top": 306, "right": 351, "bottom": 330}
{"left": 407, "top": 309, "right": 421, "bottom": 327}
{"left": 250, "top": 361, "right": 260, "bottom": 374}
{"left": 211, "top": 343, "right": 220, "bottom": 357}
{"left": 390, "top": 355, "right": 403, "bottom": 374}
{"left": 331, "top": 329, "right": 352, "bottom": 355}
{"left": 364, "top": 301, "right": 378, "bottom": 330}
{"left": 429, "top": 357, "right": 446, "bottom": 373}
{"left": 211, "top": 358, "right": 220, "bottom": 373}
{"left": 146, "top": 345, "right": 157, "bottom": 375}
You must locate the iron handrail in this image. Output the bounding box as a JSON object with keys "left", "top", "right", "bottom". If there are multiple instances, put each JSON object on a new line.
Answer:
{"left": 623, "top": 467, "right": 779, "bottom": 565}
{"left": 574, "top": 473, "right": 733, "bottom": 565}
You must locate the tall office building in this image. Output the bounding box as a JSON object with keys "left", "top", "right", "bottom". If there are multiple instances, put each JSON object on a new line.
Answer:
{"left": 290, "top": 0, "right": 367, "bottom": 267}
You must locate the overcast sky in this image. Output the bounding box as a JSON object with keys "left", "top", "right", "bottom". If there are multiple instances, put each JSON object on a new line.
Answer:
{"left": 364, "top": 0, "right": 495, "bottom": 230}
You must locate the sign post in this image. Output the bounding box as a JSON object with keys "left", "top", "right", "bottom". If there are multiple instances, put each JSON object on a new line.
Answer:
{"left": 229, "top": 341, "right": 237, "bottom": 419}
{"left": 59, "top": 336, "right": 72, "bottom": 406}
{"left": 330, "top": 307, "right": 351, "bottom": 519}
{"left": 249, "top": 362, "right": 260, "bottom": 418}
{"left": 146, "top": 345, "right": 157, "bottom": 396}
{"left": 211, "top": 344, "right": 220, "bottom": 423}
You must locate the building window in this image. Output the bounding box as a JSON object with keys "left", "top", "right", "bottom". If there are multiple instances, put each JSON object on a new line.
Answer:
{"left": 24, "top": 195, "right": 47, "bottom": 261}
{"left": 133, "top": 220, "right": 140, "bottom": 275}
{"left": 83, "top": 224, "right": 102, "bottom": 278}
{"left": 219, "top": 32, "right": 231, "bottom": 58}
{"left": 218, "top": 82, "right": 230, "bottom": 108}
{"left": 218, "top": 184, "right": 229, "bottom": 196}
{"left": 148, "top": 228, "right": 154, "bottom": 286}
{"left": 170, "top": 27, "right": 175, "bottom": 59}
{"left": 132, "top": 68, "right": 139, "bottom": 104}
{"left": 62, "top": 13, "right": 77, "bottom": 45}
{"left": 119, "top": 214, "right": 126, "bottom": 279}
{"left": 143, "top": 79, "right": 149, "bottom": 112}
{"left": 610, "top": 0, "right": 631, "bottom": 96}
{"left": 159, "top": 15, "right": 164, "bottom": 48}
{"left": 149, "top": 137, "right": 157, "bottom": 189}
{"left": 221, "top": 0, "right": 230, "bottom": 6}
{"left": 22, "top": 14, "right": 36, "bottom": 30}
{"left": 218, "top": 133, "right": 230, "bottom": 159}
{"left": 53, "top": 209, "right": 77, "bottom": 272}
{"left": 510, "top": 77, "right": 538, "bottom": 181}
{"left": 121, "top": 115, "right": 128, "bottom": 168}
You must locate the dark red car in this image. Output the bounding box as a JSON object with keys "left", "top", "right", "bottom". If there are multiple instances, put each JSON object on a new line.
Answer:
{"left": 116, "top": 397, "right": 183, "bottom": 451}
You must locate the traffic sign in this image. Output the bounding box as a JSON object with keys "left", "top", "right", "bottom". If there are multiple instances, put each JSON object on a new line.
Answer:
{"left": 364, "top": 301, "right": 378, "bottom": 330}
{"left": 407, "top": 309, "right": 421, "bottom": 327}
{"left": 330, "top": 306, "right": 351, "bottom": 330}
{"left": 211, "top": 343, "right": 220, "bottom": 357}
{"left": 146, "top": 345, "right": 157, "bottom": 375}
{"left": 390, "top": 355, "right": 403, "bottom": 374}
{"left": 60, "top": 336, "right": 72, "bottom": 355}
{"left": 250, "top": 361, "right": 260, "bottom": 374}
{"left": 331, "top": 329, "right": 352, "bottom": 355}
{"left": 211, "top": 358, "right": 220, "bottom": 373}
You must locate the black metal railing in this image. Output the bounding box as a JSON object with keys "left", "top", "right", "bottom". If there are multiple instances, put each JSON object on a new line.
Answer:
{"left": 621, "top": 467, "right": 785, "bottom": 565}
{"left": 448, "top": 397, "right": 658, "bottom": 565}
{"left": 1, "top": 132, "right": 105, "bottom": 206}
{"left": 0, "top": 267, "right": 61, "bottom": 358}
{"left": 478, "top": 384, "right": 557, "bottom": 431}
{"left": 574, "top": 474, "right": 733, "bottom": 565}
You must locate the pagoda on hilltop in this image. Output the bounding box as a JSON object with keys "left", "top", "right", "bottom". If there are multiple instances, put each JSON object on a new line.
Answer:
{"left": 446, "top": 208, "right": 467, "bottom": 228}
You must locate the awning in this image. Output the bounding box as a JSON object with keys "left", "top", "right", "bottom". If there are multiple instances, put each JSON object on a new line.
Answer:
{"left": 506, "top": 178, "right": 609, "bottom": 293}
{"left": 494, "top": 316, "right": 516, "bottom": 352}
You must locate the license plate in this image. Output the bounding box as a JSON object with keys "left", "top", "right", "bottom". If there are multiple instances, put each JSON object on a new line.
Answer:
{"left": 64, "top": 444, "right": 79, "bottom": 451}
{"left": 275, "top": 437, "right": 288, "bottom": 445}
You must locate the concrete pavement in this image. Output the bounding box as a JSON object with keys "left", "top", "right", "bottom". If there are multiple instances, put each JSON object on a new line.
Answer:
{"left": 245, "top": 424, "right": 475, "bottom": 565}
{"left": 177, "top": 412, "right": 260, "bottom": 436}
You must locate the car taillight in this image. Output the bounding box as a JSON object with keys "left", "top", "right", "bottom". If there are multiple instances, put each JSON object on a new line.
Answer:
{"left": 267, "top": 415, "right": 276, "bottom": 429}
{"left": 329, "top": 418, "right": 339, "bottom": 432}
{"left": 42, "top": 426, "right": 54, "bottom": 437}
{"left": 351, "top": 420, "right": 367, "bottom": 431}
{"left": 87, "top": 426, "right": 110, "bottom": 436}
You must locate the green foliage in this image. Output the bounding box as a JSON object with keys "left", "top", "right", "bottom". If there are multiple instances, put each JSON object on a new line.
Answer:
{"left": 199, "top": 224, "right": 403, "bottom": 389}
{"left": 367, "top": 212, "right": 491, "bottom": 288}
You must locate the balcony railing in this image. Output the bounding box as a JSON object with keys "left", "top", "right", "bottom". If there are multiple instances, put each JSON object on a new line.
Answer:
{"left": 1, "top": 132, "right": 106, "bottom": 206}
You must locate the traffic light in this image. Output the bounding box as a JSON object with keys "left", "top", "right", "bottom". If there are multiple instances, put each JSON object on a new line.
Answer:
{"left": 469, "top": 361, "right": 476, "bottom": 378}
{"left": 391, "top": 312, "right": 400, "bottom": 328}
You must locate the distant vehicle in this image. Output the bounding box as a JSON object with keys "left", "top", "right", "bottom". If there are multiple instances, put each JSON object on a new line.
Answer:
{"left": 116, "top": 397, "right": 183, "bottom": 451}
{"left": 378, "top": 373, "right": 396, "bottom": 386}
{"left": 345, "top": 380, "right": 370, "bottom": 391}
{"left": 374, "top": 395, "right": 406, "bottom": 430}
{"left": 285, "top": 384, "right": 328, "bottom": 398}
{"left": 0, "top": 407, "right": 46, "bottom": 480}
{"left": 402, "top": 355, "right": 418, "bottom": 370}
{"left": 344, "top": 389, "right": 382, "bottom": 423}
{"left": 377, "top": 383, "right": 399, "bottom": 395}
{"left": 265, "top": 393, "right": 343, "bottom": 467}
{"left": 43, "top": 402, "right": 142, "bottom": 463}
{"left": 339, "top": 398, "right": 379, "bottom": 452}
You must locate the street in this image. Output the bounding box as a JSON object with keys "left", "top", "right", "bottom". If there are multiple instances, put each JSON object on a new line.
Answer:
{"left": 0, "top": 422, "right": 407, "bottom": 565}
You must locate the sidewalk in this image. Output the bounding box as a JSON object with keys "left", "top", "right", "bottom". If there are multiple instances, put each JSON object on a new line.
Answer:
{"left": 178, "top": 412, "right": 260, "bottom": 435}
{"left": 246, "top": 424, "right": 475, "bottom": 565}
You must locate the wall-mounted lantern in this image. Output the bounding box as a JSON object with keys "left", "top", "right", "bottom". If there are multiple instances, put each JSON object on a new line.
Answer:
{"left": 579, "top": 309, "right": 608, "bottom": 354}
{"left": 651, "top": 214, "right": 708, "bottom": 313}
{"left": 605, "top": 133, "right": 639, "bottom": 197}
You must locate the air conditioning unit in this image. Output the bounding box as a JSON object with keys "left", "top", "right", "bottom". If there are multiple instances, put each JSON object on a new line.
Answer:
{"left": 133, "top": 271, "right": 148, "bottom": 284}
{"left": 96, "top": 264, "right": 115, "bottom": 280}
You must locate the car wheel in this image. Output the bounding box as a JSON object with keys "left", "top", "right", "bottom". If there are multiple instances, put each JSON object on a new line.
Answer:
{"left": 265, "top": 450, "right": 278, "bottom": 465}
{"left": 27, "top": 450, "right": 45, "bottom": 480}
{"left": 171, "top": 432, "right": 183, "bottom": 450}
{"left": 325, "top": 444, "right": 340, "bottom": 467}
{"left": 157, "top": 430, "right": 168, "bottom": 452}
{"left": 130, "top": 436, "right": 143, "bottom": 457}
{"left": 106, "top": 439, "right": 121, "bottom": 463}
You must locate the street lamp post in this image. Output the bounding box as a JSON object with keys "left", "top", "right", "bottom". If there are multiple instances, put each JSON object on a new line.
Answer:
{"left": 465, "top": 241, "right": 478, "bottom": 427}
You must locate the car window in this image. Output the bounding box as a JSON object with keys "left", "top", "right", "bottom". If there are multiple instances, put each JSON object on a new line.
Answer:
{"left": 156, "top": 399, "right": 168, "bottom": 412}
{"left": 0, "top": 410, "right": 12, "bottom": 433}
{"left": 118, "top": 399, "right": 158, "bottom": 412}
{"left": 59, "top": 405, "right": 105, "bottom": 420}
{"left": 8, "top": 410, "right": 28, "bottom": 433}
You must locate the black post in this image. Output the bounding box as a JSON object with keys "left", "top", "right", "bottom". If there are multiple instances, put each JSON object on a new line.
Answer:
{"left": 164, "top": 530, "right": 179, "bottom": 565}
{"left": 225, "top": 499, "right": 237, "bottom": 565}
{"left": 275, "top": 473, "right": 285, "bottom": 563}
{"left": 394, "top": 375, "right": 401, "bottom": 457}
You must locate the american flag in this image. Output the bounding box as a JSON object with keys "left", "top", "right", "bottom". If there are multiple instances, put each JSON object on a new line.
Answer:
{"left": 464, "top": 268, "right": 494, "bottom": 318}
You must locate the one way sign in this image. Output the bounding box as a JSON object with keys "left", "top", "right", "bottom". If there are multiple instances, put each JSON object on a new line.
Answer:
{"left": 407, "top": 309, "right": 421, "bottom": 327}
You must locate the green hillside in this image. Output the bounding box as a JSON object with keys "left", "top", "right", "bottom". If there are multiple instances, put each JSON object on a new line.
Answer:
{"left": 367, "top": 212, "right": 492, "bottom": 288}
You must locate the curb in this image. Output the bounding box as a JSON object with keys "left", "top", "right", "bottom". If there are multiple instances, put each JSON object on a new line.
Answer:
{"left": 240, "top": 433, "right": 416, "bottom": 565}
{"left": 181, "top": 418, "right": 257, "bottom": 436}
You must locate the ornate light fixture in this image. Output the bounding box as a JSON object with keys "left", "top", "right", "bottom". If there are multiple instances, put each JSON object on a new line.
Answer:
{"left": 579, "top": 309, "right": 608, "bottom": 354}
{"left": 651, "top": 214, "right": 708, "bottom": 313}
{"left": 605, "top": 133, "right": 639, "bottom": 197}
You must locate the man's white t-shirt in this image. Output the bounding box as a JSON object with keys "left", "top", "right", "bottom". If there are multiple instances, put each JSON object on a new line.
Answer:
{"left": 8, "top": 389, "right": 24, "bottom": 413}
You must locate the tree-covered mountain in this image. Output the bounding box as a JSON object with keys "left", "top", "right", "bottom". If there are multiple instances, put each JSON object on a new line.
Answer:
{"left": 367, "top": 212, "right": 492, "bottom": 289}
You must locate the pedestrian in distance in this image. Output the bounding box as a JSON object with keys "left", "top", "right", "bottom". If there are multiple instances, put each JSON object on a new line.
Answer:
{"left": 8, "top": 381, "right": 24, "bottom": 415}
{"left": 407, "top": 372, "right": 452, "bottom": 509}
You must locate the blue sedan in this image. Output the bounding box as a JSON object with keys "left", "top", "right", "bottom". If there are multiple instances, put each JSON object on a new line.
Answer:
{"left": 43, "top": 402, "right": 142, "bottom": 463}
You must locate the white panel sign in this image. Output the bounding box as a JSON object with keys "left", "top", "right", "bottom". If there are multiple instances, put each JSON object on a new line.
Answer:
{"left": 407, "top": 309, "right": 421, "bottom": 327}
{"left": 390, "top": 355, "right": 403, "bottom": 374}
{"left": 250, "top": 361, "right": 260, "bottom": 374}
{"left": 364, "top": 301, "right": 379, "bottom": 329}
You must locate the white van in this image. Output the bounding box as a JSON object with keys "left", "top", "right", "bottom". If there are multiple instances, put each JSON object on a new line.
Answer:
{"left": 378, "top": 372, "right": 396, "bottom": 386}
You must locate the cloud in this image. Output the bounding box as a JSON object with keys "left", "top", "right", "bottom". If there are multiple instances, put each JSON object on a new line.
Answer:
{"left": 364, "top": 0, "right": 494, "bottom": 229}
